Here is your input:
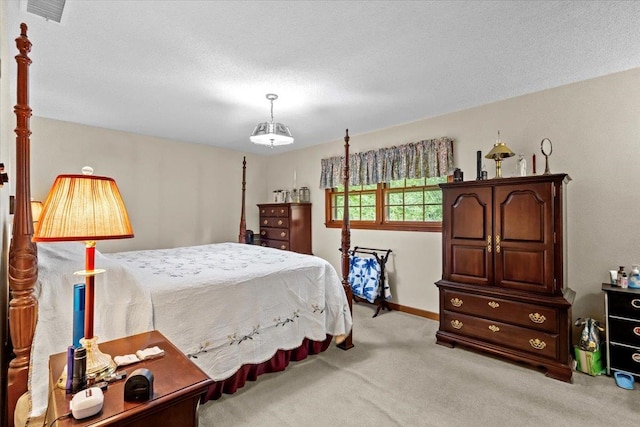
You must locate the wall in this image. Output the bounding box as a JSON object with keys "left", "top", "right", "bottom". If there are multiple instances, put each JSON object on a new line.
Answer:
{"left": 30, "top": 118, "right": 267, "bottom": 253}
{"left": 267, "top": 67, "right": 640, "bottom": 322}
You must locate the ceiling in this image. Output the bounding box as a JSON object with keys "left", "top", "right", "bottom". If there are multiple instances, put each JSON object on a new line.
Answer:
{"left": 6, "top": 1, "right": 640, "bottom": 155}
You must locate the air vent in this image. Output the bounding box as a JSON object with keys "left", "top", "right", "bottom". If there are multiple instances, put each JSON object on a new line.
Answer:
{"left": 27, "top": 0, "right": 66, "bottom": 23}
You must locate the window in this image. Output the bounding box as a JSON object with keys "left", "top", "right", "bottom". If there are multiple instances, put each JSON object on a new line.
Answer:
{"left": 325, "top": 176, "right": 448, "bottom": 232}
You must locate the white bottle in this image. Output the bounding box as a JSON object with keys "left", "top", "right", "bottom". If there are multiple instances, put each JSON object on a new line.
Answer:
{"left": 629, "top": 264, "right": 640, "bottom": 288}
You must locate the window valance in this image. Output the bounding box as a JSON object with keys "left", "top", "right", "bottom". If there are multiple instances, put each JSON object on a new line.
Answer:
{"left": 319, "top": 137, "right": 454, "bottom": 189}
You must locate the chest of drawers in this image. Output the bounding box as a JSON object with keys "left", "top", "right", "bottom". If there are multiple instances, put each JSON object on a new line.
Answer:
{"left": 602, "top": 284, "right": 640, "bottom": 380}
{"left": 257, "top": 203, "right": 312, "bottom": 254}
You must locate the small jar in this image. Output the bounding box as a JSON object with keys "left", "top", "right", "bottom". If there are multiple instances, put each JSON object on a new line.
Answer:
{"left": 300, "top": 187, "right": 310, "bottom": 203}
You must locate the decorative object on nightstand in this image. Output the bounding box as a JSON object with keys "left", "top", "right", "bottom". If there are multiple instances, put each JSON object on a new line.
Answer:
{"left": 484, "top": 131, "right": 514, "bottom": 178}
{"left": 33, "top": 166, "right": 134, "bottom": 378}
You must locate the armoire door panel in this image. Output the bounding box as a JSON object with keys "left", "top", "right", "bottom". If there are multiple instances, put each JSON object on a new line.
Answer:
{"left": 499, "top": 248, "right": 548, "bottom": 291}
{"left": 450, "top": 245, "right": 489, "bottom": 284}
{"left": 450, "top": 191, "right": 491, "bottom": 240}
{"left": 495, "top": 183, "right": 552, "bottom": 243}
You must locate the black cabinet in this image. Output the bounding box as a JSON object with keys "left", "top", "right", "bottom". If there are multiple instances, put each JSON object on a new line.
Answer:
{"left": 602, "top": 284, "right": 640, "bottom": 380}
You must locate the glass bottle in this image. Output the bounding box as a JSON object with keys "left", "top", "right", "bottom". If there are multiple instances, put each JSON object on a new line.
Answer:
{"left": 617, "top": 266, "right": 625, "bottom": 286}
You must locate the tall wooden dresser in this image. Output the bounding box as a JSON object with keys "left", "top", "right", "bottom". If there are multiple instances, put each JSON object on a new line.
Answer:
{"left": 435, "top": 174, "right": 575, "bottom": 381}
{"left": 257, "top": 203, "right": 312, "bottom": 254}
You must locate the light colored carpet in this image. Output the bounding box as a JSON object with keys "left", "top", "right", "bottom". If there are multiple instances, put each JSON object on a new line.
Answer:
{"left": 198, "top": 304, "right": 638, "bottom": 427}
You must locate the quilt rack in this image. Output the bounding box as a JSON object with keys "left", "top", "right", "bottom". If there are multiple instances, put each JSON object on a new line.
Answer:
{"left": 340, "top": 246, "right": 392, "bottom": 317}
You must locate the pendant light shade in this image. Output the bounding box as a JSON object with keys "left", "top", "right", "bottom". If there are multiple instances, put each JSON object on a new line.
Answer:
{"left": 250, "top": 94, "right": 294, "bottom": 147}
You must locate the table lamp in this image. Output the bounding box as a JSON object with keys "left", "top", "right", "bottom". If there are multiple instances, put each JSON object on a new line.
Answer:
{"left": 485, "top": 131, "right": 514, "bottom": 178}
{"left": 33, "top": 166, "right": 134, "bottom": 377}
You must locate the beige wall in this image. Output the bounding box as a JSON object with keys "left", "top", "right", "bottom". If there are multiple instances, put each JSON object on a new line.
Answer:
{"left": 268, "top": 67, "right": 640, "bottom": 321}
{"left": 30, "top": 119, "right": 267, "bottom": 253}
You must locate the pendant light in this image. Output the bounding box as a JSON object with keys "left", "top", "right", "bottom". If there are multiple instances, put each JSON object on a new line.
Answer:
{"left": 250, "top": 93, "right": 294, "bottom": 147}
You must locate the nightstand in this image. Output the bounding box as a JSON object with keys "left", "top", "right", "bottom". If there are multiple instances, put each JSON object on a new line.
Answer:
{"left": 47, "top": 330, "right": 213, "bottom": 426}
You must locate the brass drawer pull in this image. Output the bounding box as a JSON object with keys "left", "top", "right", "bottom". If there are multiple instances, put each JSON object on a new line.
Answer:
{"left": 261, "top": 209, "right": 266, "bottom": 214}
{"left": 280, "top": 231, "right": 287, "bottom": 238}
{"left": 488, "top": 325, "right": 500, "bottom": 333}
{"left": 487, "top": 235, "right": 492, "bottom": 253}
{"left": 634, "top": 327, "right": 640, "bottom": 337}
{"left": 632, "top": 299, "right": 640, "bottom": 309}
{"left": 277, "top": 220, "right": 283, "bottom": 226}
{"left": 450, "top": 298, "right": 463, "bottom": 307}
{"left": 529, "top": 338, "right": 546, "bottom": 350}
{"left": 495, "top": 234, "right": 501, "bottom": 254}
{"left": 263, "top": 219, "right": 268, "bottom": 225}
{"left": 270, "top": 209, "right": 275, "bottom": 214}
{"left": 280, "top": 245, "right": 286, "bottom": 250}
{"left": 261, "top": 230, "right": 266, "bottom": 236}
{"left": 488, "top": 301, "right": 499, "bottom": 309}
{"left": 451, "top": 320, "right": 463, "bottom": 330}
{"left": 280, "top": 209, "right": 285, "bottom": 214}
{"left": 529, "top": 313, "right": 547, "bottom": 324}
{"left": 632, "top": 353, "right": 640, "bottom": 364}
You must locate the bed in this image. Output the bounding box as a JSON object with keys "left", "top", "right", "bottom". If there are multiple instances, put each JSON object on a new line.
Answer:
{"left": 5, "top": 24, "right": 355, "bottom": 426}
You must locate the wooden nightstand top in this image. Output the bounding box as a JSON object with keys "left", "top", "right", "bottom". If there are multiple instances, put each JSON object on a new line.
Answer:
{"left": 48, "top": 330, "right": 213, "bottom": 426}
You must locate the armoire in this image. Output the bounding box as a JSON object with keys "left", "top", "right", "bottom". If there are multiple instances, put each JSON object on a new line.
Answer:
{"left": 435, "top": 173, "right": 574, "bottom": 382}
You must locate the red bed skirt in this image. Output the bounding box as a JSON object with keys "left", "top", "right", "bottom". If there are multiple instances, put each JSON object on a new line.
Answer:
{"left": 202, "top": 335, "right": 332, "bottom": 402}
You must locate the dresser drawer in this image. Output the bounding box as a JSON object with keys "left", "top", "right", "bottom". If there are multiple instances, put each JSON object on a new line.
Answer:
{"left": 608, "top": 292, "right": 640, "bottom": 318}
{"left": 443, "top": 290, "right": 558, "bottom": 333}
{"left": 260, "top": 239, "right": 289, "bottom": 251}
{"left": 442, "top": 310, "right": 559, "bottom": 359}
{"left": 260, "top": 217, "right": 289, "bottom": 228}
{"left": 259, "top": 206, "right": 289, "bottom": 217}
{"left": 609, "top": 343, "right": 640, "bottom": 376}
{"left": 608, "top": 317, "right": 640, "bottom": 347}
{"left": 260, "top": 228, "right": 288, "bottom": 241}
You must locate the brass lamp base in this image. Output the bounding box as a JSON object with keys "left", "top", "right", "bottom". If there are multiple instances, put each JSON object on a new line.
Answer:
{"left": 81, "top": 336, "right": 116, "bottom": 379}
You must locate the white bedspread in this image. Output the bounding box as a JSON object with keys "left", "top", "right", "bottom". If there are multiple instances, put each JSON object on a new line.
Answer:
{"left": 27, "top": 242, "right": 351, "bottom": 420}
{"left": 106, "top": 243, "right": 352, "bottom": 382}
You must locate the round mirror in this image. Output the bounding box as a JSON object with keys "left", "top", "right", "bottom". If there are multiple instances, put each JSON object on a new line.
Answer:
{"left": 540, "top": 138, "right": 553, "bottom": 156}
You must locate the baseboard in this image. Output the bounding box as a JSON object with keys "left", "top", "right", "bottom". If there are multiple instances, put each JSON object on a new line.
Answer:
{"left": 387, "top": 302, "right": 439, "bottom": 321}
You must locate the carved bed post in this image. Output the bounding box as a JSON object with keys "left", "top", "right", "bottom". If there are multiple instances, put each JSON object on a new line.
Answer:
{"left": 7, "top": 23, "right": 38, "bottom": 427}
{"left": 238, "top": 156, "right": 247, "bottom": 243}
{"left": 337, "top": 129, "right": 353, "bottom": 350}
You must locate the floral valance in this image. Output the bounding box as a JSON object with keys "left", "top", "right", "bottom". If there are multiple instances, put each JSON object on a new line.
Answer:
{"left": 319, "top": 137, "right": 454, "bottom": 189}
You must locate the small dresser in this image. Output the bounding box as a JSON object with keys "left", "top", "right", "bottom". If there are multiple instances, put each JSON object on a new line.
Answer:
{"left": 257, "top": 203, "right": 312, "bottom": 254}
{"left": 602, "top": 284, "right": 640, "bottom": 380}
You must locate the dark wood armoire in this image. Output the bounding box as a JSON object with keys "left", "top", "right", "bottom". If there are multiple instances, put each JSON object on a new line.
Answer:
{"left": 435, "top": 173, "right": 575, "bottom": 381}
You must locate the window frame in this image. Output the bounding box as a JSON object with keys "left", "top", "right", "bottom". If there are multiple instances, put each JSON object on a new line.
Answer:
{"left": 324, "top": 176, "right": 450, "bottom": 232}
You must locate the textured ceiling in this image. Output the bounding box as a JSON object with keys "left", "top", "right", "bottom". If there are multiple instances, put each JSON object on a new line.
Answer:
{"left": 6, "top": 1, "right": 640, "bottom": 155}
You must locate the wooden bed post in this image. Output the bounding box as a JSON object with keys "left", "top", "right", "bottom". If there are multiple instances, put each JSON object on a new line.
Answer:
{"left": 338, "top": 129, "right": 354, "bottom": 350}
{"left": 238, "top": 156, "right": 247, "bottom": 243}
{"left": 7, "top": 23, "right": 38, "bottom": 427}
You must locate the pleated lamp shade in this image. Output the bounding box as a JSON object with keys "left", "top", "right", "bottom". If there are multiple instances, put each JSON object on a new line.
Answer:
{"left": 33, "top": 173, "right": 133, "bottom": 242}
